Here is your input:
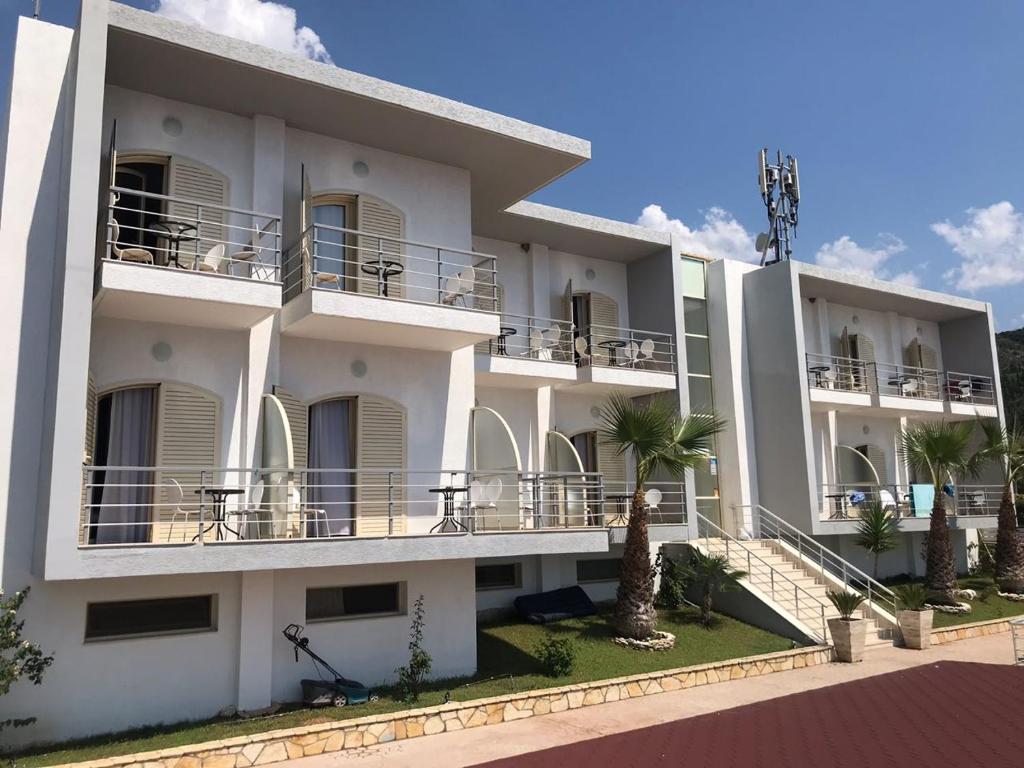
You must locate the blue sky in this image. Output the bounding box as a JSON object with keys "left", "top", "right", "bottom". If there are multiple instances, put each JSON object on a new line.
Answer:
{"left": 3, "top": 1, "right": 1024, "bottom": 327}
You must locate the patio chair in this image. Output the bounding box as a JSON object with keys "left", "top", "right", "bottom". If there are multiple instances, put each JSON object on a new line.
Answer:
{"left": 878, "top": 488, "right": 898, "bottom": 514}
{"left": 624, "top": 341, "right": 640, "bottom": 368}
{"left": 233, "top": 479, "right": 273, "bottom": 540}
{"left": 230, "top": 219, "right": 277, "bottom": 279}
{"left": 165, "top": 479, "right": 195, "bottom": 542}
{"left": 440, "top": 267, "right": 475, "bottom": 307}
{"left": 574, "top": 336, "right": 591, "bottom": 366}
{"left": 109, "top": 218, "right": 155, "bottom": 265}
{"left": 638, "top": 338, "right": 655, "bottom": 368}
{"left": 197, "top": 243, "right": 226, "bottom": 274}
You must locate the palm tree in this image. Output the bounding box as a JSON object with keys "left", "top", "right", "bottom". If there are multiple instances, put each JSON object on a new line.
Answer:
{"left": 971, "top": 420, "right": 1024, "bottom": 592}
{"left": 600, "top": 393, "right": 724, "bottom": 640}
{"left": 899, "top": 421, "right": 973, "bottom": 598}
{"left": 687, "top": 550, "right": 747, "bottom": 627}
{"left": 853, "top": 501, "right": 899, "bottom": 579}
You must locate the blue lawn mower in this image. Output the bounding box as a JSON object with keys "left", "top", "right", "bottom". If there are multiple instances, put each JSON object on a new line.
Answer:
{"left": 283, "top": 624, "right": 378, "bottom": 708}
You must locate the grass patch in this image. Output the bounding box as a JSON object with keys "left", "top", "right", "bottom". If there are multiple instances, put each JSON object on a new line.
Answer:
{"left": 9, "top": 608, "right": 794, "bottom": 767}
{"left": 884, "top": 574, "right": 1024, "bottom": 628}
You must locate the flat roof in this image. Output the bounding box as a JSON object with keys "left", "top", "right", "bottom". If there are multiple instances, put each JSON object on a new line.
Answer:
{"left": 104, "top": 3, "right": 591, "bottom": 229}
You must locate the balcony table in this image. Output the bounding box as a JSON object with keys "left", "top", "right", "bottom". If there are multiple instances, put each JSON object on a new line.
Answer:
{"left": 496, "top": 326, "right": 517, "bottom": 356}
{"left": 888, "top": 375, "right": 912, "bottom": 397}
{"left": 428, "top": 485, "right": 470, "bottom": 533}
{"left": 597, "top": 339, "right": 628, "bottom": 367}
{"left": 152, "top": 220, "right": 199, "bottom": 269}
{"left": 360, "top": 259, "right": 404, "bottom": 297}
{"left": 192, "top": 487, "right": 245, "bottom": 541}
{"left": 605, "top": 493, "right": 632, "bottom": 525}
{"left": 825, "top": 492, "right": 848, "bottom": 520}
{"left": 808, "top": 364, "right": 830, "bottom": 387}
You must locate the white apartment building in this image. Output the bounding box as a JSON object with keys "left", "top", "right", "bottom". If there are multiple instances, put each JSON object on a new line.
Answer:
{"left": 0, "top": 0, "right": 1004, "bottom": 748}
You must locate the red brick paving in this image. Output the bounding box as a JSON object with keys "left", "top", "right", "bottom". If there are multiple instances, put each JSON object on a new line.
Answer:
{"left": 471, "top": 662, "right": 1024, "bottom": 768}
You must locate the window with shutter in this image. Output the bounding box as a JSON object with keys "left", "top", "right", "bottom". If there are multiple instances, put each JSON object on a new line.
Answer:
{"left": 356, "top": 395, "right": 407, "bottom": 536}
{"left": 167, "top": 156, "right": 229, "bottom": 266}
{"left": 863, "top": 444, "right": 889, "bottom": 485}
{"left": 597, "top": 433, "right": 628, "bottom": 525}
{"left": 850, "top": 333, "right": 876, "bottom": 393}
{"left": 356, "top": 196, "right": 405, "bottom": 299}
{"left": 584, "top": 292, "right": 619, "bottom": 367}
{"left": 155, "top": 383, "right": 221, "bottom": 543}
{"left": 272, "top": 386, "right": 308, "bottom": 469}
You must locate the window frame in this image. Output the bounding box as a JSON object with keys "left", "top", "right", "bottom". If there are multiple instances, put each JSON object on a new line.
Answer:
{"left": 576, "top": 557, "right": 622, "bottom": 584}
{"left": 84, "top": 594, "right": 217, "bottom": 643}
{"left": 475, "top": 562, "right": 523, "bottom": 592}
{"left": 305, "top": 582, "right": 407, "bottom": 623}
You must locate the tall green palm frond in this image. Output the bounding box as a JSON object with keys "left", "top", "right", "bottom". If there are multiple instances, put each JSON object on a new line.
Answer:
{"left": 898, "top": 421, "right": 974, "bottom": 489}
{"left": 970, "top": 418, "right": 1024, "bottom": 486}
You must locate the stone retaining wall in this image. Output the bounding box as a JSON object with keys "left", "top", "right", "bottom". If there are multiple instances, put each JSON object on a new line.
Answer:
{"left": 930, "top": 616, "right": 1014, "bottom": 645}
{"left": 55, "top": 646, "right": 830, "bottom": 768}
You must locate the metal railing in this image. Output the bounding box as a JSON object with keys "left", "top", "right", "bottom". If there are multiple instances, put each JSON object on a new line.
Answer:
{"left": 818, "top": 483, "right": 1003, "bottom": 521}
{"left": 695, "top": 511, "right": 828, "bottom": 643}
{"left": 805, "top": 354, "right": 995, "bottom": 406}
{"left": 478, "top": 314, "right": 575, "bottom": 362}
{"left": 103, "top": 186, "right": 281, "bottom": 281}
{"left": 78, "top": 466, "right": 610, "bottom": 546}
{"left": 740, "top": 503, "right": 897, "bottom": 622}
{"left": 599, "top": 480, "right": 688, "bottom": 526}
{"left": 283, "top": 224, "right": 498, "bottom": 311}
{"left": 575, "top": 324, "right": 676, "bottom": 374}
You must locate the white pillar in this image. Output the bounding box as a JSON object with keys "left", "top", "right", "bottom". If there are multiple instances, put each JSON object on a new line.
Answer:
{"left": 237, "top": 570, "right": 275, "bottom": 712}
{"left": 535, "top": 386, "right": 552, "bottom": 472}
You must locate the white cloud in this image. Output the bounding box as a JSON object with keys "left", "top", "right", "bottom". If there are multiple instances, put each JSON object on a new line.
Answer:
{"left": 636, "top": 204, "right": 759, "bottom": 263}
{"left": 813, "top": 233, "right": 919, "bottom": 287}
{"left": 155, "top": 0, "right": 332, "bottom": 63}
{"left": 932, "top": 201, "right": 1024, "bottom": 292}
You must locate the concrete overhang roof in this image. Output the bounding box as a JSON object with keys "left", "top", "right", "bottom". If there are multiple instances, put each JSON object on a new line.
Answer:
{"left": 476, "top": 201, "right": 672, "bottom": 262}
{"left": 794, "top": 261, "right": 990, "bottom": 323}
{"left": 104, "top": 3, "right": 591, "bottom": 230}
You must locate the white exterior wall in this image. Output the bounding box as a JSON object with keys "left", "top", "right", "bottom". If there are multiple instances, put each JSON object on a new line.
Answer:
{"left": 549, "top": 249, "right": 630, "bottom": 329}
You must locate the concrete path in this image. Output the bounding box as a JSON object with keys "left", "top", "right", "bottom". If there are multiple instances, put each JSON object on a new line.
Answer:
{"left": 288, "top": 633, "right": 1015, "bottom": 768}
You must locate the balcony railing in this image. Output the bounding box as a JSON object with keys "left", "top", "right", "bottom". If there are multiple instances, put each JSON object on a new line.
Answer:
{"left": 78, "top": 466, "right": 615, "bottom": 546}
{"left": 805, "top": 354, "right": 995, "bottom": 406}
{"left": 103, "top": 186, "right": 281, "bottom": 281}
{"left": 575, "top": 324, "right": 676, "bottom": 374}
{"left": 601, "top": 480, "right": 688, "bottom": 526}
{"left": 477, "top": 314, "right": 574, "bottom": 361}
{"left": 283, "top": 224, "right": 498, "bottom": 311}
{"left": 819, "top": 483, "right": 1003, "bottom": 521}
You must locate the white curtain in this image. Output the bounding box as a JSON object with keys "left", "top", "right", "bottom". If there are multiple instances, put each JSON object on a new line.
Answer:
{"left": 308, "top": 399, "right": 354, "bottom": 536}
{"left": 95, "top": 387, "right": 156, "bottom": 544}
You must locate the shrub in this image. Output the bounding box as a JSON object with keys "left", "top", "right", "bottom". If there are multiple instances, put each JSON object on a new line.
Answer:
{"left": 534, "top": 637, "right": 577, "bottom": 678}
{"left": 395, "top": 594, "right": 431, "bottom": 703}
{"left": 893, "top": 583, "right": 929, "bottom": 611}
{"left": 1, "top": 587, "right": 54, "bottom": 731}
{"left": 655, "top": 552, "right": 692, "bottom": 609}
{"left": 827, "top": 589, "right": 866, "bottom": 620}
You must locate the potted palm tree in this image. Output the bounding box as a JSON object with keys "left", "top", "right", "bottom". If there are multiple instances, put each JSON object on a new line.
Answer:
{"left": 686, "top": 549, "right": 747, "bottom": 627}
{"left": 600, "top": 393, "right": 724, "bottom": 641}
{"left": 827, "top": 589, "right": 867, "bottom": 662}
{"left": 899, "top": 421, "right": 973, "bottom": 601}
{"left": 972, "top": 420, "right": 1024, "bottom": 594}
{"left": 892, "top": 583, "right": 933, "bottom": 650}
{"left": 853, "top": 501, "right": 899, "bottom": 579}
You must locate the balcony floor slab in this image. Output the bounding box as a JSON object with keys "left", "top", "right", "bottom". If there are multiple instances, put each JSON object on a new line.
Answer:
{"left": 568, "top": 365, "right": 677, "bottom": 395}
{"left": 474, "top": 353, "right": 578, "bottom": 388}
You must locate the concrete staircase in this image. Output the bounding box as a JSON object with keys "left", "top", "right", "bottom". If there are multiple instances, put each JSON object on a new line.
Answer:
{"left": 696, "top": 537, "right": 891, "bottom": 647}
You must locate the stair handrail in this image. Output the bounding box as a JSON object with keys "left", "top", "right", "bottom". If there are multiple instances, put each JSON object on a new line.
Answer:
{"left": 736, "top": 503, "right": 898, "bottom": 620}
{"left": 695, "top": 512, "right": 828, "bottom": 644}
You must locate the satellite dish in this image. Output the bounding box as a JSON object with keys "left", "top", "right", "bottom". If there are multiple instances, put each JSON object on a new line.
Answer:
{"left": 755, "top": 232, "right": 771, "bottom": 252}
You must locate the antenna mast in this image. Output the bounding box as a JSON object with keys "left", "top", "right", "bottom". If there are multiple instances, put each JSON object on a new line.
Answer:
{"left": 756, "top": 148, "right": 800, "bottom": 265}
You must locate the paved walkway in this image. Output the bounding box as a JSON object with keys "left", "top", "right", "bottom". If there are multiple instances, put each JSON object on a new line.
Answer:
{"left": 288, "top": 633, "right": 1015, "bottom": 768}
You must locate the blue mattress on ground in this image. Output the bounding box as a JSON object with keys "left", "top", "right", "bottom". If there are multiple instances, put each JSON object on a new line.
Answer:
{"left": 514, "top": 586, "right": 597, "bottom": 624}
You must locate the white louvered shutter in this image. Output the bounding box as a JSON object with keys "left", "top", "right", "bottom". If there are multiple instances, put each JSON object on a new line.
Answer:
{"left": 357, "top": 396, "right": 406, "bottom": 536}
{"left": 587, "top": 292, "right": 620, "bottom": 367}
{"left": 919, "top": 343, "right": 939, "bottom": 397}
{"left": 864, "top": 444, "right": 889, "bottom": 485}
{"left": 155, "top": 383, "right": 220, "bottom": 542}
{"left": 356, "top": 196, "right": 405, "bottom": 298}
{"left": 168, "top": 157, "right": 229, "bottom": 265}
{"left": 851, "top": 333, "right": 876, "bottom": 393}
{"left": 272, "top": 386, "right": 308, "bottom": 470}
{"left": 597, "top": 434, "right": 628, "bottom": 525}
{"left": 80, "top": 373, "right": 98, "bottom": 543}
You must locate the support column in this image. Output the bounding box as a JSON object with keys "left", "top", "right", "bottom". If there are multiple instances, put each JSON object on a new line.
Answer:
{"left": 237, "top": 570, "right": 275, "bottom": 713}
{"left": 535, "top": 386, "right": 552, "bottom": 472}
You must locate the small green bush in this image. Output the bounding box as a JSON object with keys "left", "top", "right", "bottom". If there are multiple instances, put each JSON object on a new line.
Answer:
{"left": 893, "top": 583, "right": 929, "bottom": 611}
{"left": 826, "top": 589, "right": 866, "bottom": 620}
{"left": 656, "top": 552, "right": 692, "bottom": 609}
{"left": 534, "top": 637, "right": 577, "bottom": 677}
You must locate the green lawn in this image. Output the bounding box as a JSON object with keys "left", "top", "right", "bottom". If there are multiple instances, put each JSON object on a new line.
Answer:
{"left": 883, "top": 574, "right": 1024, "bottom": 628}
{"left": 9, "top": 608, "right": 794, "bottom": 767}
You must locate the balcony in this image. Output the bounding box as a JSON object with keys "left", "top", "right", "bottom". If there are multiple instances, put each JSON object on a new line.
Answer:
{"left": 818, "top": 483, "right": 1001, "bottom": 528}
{"left": 569, "top": 324, "right": 677, "bottom": 394}
{"left": 75, "top": 466, "right": 616, "bottom": 575}
{"left": 93, "top": 187, "right": 282, "bottom": 330}
{"left": 280, "top": 224, "right": 500, "bottom": 351}
{"left": 475, "top": 314, "right": 578, "bottom": 387}
{"left": 805, "top": 353, "right": 997, "bottom": 417}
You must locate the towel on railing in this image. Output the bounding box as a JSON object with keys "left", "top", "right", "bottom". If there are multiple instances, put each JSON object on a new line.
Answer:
{"left": 848, "top": 490, "right": 867, "bottom": 505}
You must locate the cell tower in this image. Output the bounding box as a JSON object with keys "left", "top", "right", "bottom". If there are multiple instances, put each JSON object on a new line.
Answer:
{"left": 756, "top": 149, "right": 800, "bottom": 266}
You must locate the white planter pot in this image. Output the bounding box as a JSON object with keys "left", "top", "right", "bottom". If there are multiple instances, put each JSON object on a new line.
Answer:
{"left": 827, "top": 617, "right": 866, "bottom": 663}
{"left": 898, "top": 609, "right": 934, "bottom": 650}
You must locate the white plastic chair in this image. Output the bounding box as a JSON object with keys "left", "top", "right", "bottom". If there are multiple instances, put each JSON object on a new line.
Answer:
{"left": 878, "top": 488, "right": 898, "bottom": 514}
{"left": 233, "top": 479, "right": 271, "bottom": 540}
{"left": 625, "top": 341, "right": 640, "bottom": 368}
{"left": 902, "top": 378, "right": 920, "bottom": 397}
{"left": 529, "top": 328, "right": 543, "bottom": 358}
{"left": 638, "top": 338, "right": 655, "bottom": 367}
{"left": 643, "top": 488, "right": 662, "bottom": 509}
{"left": 109, "top": 218, "right": 155, "bottom": 265}
{"left": 574, "top": 336, "right": 591, "bottom": 365}
{"left": 197, "top": 243, "right": 226, "bottom": 274}
{"left": 165, "top": 479, "right": 193, "bottom": 542}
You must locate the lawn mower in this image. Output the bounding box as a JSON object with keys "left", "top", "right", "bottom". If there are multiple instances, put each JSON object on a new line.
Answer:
{"left": 283, "top": 623, "right": 378, "bottom": 708}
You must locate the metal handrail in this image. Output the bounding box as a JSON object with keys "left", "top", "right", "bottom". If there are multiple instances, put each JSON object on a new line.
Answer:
{"left": 738, "top": 503, "right": 897, "bottom": 621}
{"left": 481, "top": 313, "right": 575, "bottom": 361}
{"left": 576, "top": 323, "right": 676, "bottom": 373}
{"left": 818, "top": 483, "right": 1003, "bottom": 520}
{"left": 695, "top": 511, "right": 828, "bottom": 643}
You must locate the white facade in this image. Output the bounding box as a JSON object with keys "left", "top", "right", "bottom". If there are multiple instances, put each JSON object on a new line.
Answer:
{"left": 0, "top": 1, "right": 1006, "bottom": 750}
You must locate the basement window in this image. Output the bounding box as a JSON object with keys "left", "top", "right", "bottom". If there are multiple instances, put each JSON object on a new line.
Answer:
{"left": 85, "top": 595, "right": 216, "bottom": 641}
{"left": 576, "top": 558, "right": 622, "bottom": 583}
{"left": 475, "top": 562, "right": 522, "bottom": 591}
{"left": 306, "top": 583, "right": 406, "bottom": 622}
